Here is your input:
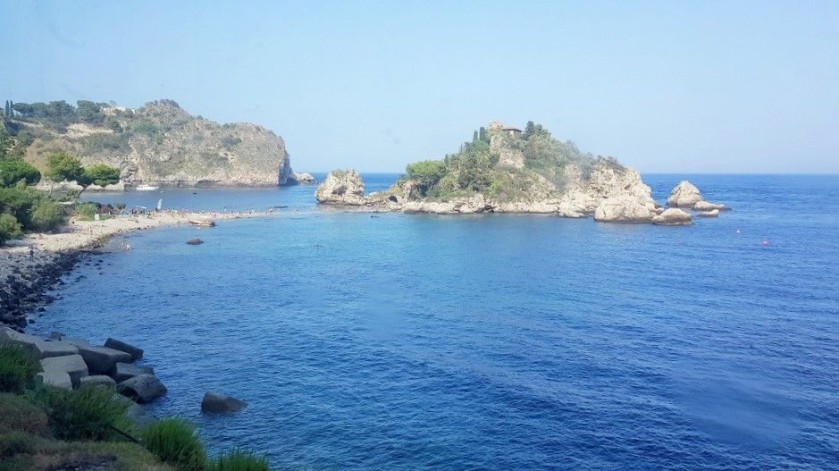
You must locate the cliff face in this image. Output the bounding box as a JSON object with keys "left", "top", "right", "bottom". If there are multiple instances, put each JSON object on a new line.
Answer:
{"left": 17, "top": 100, "right": 295, "bottom": 187}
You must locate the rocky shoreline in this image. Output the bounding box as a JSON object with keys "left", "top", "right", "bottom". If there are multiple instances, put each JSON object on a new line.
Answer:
{"left": 0, "top": 210, "right": 278, "bottom": 331}
{"left": 315, "top": 169, "right": 729, "bottom": 225}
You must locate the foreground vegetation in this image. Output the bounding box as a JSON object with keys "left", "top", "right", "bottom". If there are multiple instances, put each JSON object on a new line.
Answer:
{"left": 400, "top": 121, "right": 623, "bottom": 202}
{"left": 0, "top": 343, "right": 272, "bottom": 470}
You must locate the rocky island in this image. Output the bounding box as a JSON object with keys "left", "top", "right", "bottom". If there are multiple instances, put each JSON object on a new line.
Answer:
{"left": 316, "top": 121, "right": 728, "bottom": 224}
{"left": 4, "top": 99, "right": 311, "bottom": 188}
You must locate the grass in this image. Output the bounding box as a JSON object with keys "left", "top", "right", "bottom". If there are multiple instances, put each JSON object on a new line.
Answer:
{"left": 0, "top": 393, "right": 49, "bottom": 436}
{"left": 27, "top": 385, "right": 133, "bottom": 441}
{"left": 206, "top": 449, "right": 270, "bottom": 471}
{"left": 0, "top": 344, "right": 40, "bottom": 394}
{"left": 141, "top": 418, "right": 206, "bottom": 471}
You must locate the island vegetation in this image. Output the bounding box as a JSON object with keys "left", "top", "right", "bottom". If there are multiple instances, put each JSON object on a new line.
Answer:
{"left": 400, "top": 121, "right": 622, "bottom": 202}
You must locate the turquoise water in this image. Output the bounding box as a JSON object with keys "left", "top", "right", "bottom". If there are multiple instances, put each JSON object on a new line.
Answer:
{"left": 40, "top": 174, "right": 839, "bottom": 470}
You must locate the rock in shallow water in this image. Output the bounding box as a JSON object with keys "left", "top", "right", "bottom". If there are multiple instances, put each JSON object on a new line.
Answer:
{"left": 201, "top": 391, "right": 248, "bottom": 413}
{"left": 667, "top": 181, "right": 703, "bottom": 208}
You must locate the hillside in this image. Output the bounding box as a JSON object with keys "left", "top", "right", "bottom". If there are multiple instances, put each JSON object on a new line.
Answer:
{"left": 3, "top": 99, "right": 299, "bottom": 187}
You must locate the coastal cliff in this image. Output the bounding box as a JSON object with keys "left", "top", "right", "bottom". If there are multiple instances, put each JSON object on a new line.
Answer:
{"left": 5, "top": 99, "right": 300, "bottom": 187}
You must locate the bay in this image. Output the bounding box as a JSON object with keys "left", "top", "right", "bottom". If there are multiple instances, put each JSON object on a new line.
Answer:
{"left": 37, "top": 174, "right": 839, "bottom": 470}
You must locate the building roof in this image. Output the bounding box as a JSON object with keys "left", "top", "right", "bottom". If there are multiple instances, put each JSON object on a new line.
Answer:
{"left": 502, "top": 127, "right": 522, "bottom": 132}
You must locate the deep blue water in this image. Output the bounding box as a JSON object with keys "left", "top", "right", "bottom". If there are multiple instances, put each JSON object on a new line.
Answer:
{"left": 38, "top": 174, "right": 839, "bottom": 470}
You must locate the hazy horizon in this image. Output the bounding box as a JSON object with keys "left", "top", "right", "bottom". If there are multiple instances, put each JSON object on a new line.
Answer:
{"left": 2, "top": 1, "right": 837, "bottom": 174}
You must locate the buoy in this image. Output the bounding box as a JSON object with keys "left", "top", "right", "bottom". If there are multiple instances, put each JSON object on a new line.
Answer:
{"left": 761, "top": 239, "right": 769, "bottom": 246}
{"left": 736, "top": 228, "right": 741, "bottom": 234}
{"left": 186, "top": 238, "right": 204, "bottom": 246}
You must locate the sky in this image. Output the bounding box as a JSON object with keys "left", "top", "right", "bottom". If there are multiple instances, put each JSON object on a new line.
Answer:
{"left": 1, "top": 0, "right": 837, "bottom": 174}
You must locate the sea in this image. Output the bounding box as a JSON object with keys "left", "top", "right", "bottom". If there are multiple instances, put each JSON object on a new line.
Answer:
{"left": 31, "top": 174, "right": 839, "bottom": 470}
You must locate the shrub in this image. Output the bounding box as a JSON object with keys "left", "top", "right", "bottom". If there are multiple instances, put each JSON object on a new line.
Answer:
{"left": 0, "top": 345, "right": 39, "bottom": 393}
{"left": 28, "top": 386, "right": 131, "bottom": 441}
{"left": 141, "top": 418, "right": 205, "bottom": 471}
{"left": 0, "top": 393, "right": 49, "bottom": 435}
{"left": 30, "top": 200, "right": 66, "bottom": 232}
{"left": 0, "top": 431, "right": 35, "bottom": 458}
{"left": 206, "top": 449, "right": 270, "bottom": 471}
{"left": 74, "top": 202, "right": 99, "bottom": 219}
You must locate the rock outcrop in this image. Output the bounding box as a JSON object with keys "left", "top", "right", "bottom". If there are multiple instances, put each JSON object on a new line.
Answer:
{"left": 594, "top": 196, "right": 656, "bottom": 223}
{"left": 693, "top": 200, "right": 728, "bottom": 211}
{"left": 15, "top": 99, "right": 296, "bottom": 187}
{"left": 667, "top": 181, "right": 703, "bottom": 208}
{"left": 652, "top": 208, "right": 693, "bottom": 225}
{"left": 315, "top": 170, "right": 367, "bottom": 205}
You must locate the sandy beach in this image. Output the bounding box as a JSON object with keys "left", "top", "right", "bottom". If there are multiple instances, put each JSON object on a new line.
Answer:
{"left": 0, "top": 209, "right": 277, "bottom": 329}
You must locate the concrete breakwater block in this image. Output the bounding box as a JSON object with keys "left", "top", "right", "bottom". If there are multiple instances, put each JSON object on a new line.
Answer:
{"left": 79, "top": 375, "right": 117, "bottom": 389}
{"left": 105, "top": 338, "right": 144, "bottom": 361}
{"left": 33, "top": 340, "right": 79, "bottom": 358}
{"left": 113, "top": 362, "right": 154, "bottom": 383}
{"left": 36, "top": 370, "right": 73, "bottom": 390}
{"left": 41, "top": 354, "right": 89, "bottom": 386}
{"left": 76, "top": 345, "right": 132, "bottom": 375}
{"left": 201, "top": 391, "right": 248, "bottom": 413}
{"left": 117, "top": 374, "right": 167, "bottom": 404}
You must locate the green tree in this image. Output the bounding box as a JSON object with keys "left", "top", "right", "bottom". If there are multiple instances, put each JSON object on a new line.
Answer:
{"left": 45, "top": 152, "right": 84, "bottom": 183}
{"left": 0, "top": 159, "right": 41, "bottom": 186}
{"left": 30, "top": 200, "right": 65, "bottom": 232}
{"left": 80, "top": 163, "right": 120, "bottom": 187}
{"left": 76, "top": 100, "right": 103, "bottom": 125}
{"left": 405, "top": 160, "right": 447, "bottom": 197}
{"left": 0, "top": 213, "right": 23, "bottom": 246}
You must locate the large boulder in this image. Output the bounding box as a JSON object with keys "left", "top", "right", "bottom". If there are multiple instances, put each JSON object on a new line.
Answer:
{"left": 652, "top": 208, "right": 693, "bottom": 225}
{"left": 594, "top": 196, "right": 656, "bottom": 223}
{"left": 76, "top": 345, "right": 132, "bottom": 375}
{"left": 104, "top": 338, "right": 144, "bottom": 361}
{"left": 696, "top": 209, "right": 720, "bottom": 218}
{"left": 667, "top": 181, "right": 703, "bottom": 207}
{"left": 201, "top": 391, "right": 248, "bottom": 413}
{"left": 693, "top": 200, "right": 728, "bottom": 211}
{"left": 117, "top": 374, "right": 167, "bottom": 404}
{"left": 41, "top": 354, "right": 89, "bottom": 386}
{"left": 315, "top": 170, "right": 367, "bottom": 205}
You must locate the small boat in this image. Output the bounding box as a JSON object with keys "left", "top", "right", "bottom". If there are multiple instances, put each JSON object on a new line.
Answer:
{"left": 188, "top": 217, "right": 216, "bottom": 227}
{"left": 136, "top": 184, "right": 160, "bottom": 191}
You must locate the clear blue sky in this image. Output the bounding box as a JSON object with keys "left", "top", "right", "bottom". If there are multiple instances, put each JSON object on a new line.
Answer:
{"left": 2, "top": 0, "right": 837, "bottom": 173}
